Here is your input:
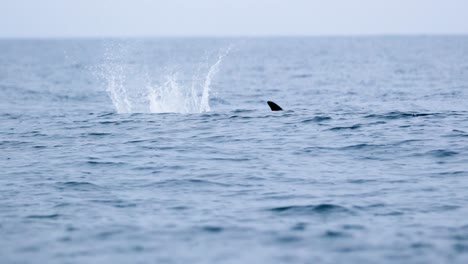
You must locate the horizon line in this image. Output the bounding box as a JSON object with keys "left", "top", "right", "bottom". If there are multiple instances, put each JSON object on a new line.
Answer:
{"left": 0, "top": 33, "right": 467, "bottom": 40}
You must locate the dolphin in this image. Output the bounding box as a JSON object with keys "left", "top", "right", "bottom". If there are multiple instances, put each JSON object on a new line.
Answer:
{"left": 267, "top": 101, "right": 283, "bottom": 111}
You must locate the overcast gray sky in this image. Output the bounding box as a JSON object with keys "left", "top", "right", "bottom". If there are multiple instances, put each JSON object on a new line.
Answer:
{"left": 1, "top": 0, "right": 467, "bottom": 38}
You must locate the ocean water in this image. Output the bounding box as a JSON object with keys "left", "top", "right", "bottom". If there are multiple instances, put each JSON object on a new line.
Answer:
{"left": 1, "top": 37, "right": 468, "bottom": 263}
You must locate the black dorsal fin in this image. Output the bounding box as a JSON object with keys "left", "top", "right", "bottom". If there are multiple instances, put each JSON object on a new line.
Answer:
{"left": 267, "top": 101, "right": 283, "bottom": 111}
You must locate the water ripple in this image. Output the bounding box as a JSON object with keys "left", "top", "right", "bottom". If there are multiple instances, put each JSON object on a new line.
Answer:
{"left": 365, "top": 111, "right": 440, "bottom": 119}
{"left": 26, "top": 214, "right": 61, "bottom": 219}
{"left": 268, "top": 204, "right": 352, "bottom": 215}
{"left": 301, "top": 116, "right": 332, "bottom": 123}
{"left": 329, "top": 124, "right": 361, "bottom": 130}
{"left": 426, "top": 149, "right": 459, "bottom": 158}
{"left": 55, "top": 181, "right": 103, "bottom": 191}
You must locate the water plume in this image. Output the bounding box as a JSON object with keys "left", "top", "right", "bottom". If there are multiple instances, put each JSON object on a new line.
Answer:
{"left": 99, "top": 44, "right": 230, "bottom": 114}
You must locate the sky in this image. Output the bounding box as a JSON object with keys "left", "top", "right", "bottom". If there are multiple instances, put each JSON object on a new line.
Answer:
{"left": 1, "top": 0, "right": 467, "bottom": 38}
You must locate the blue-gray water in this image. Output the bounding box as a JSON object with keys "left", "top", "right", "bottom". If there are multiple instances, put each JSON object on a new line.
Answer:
{"left": 1, "top": 37, "right": 468, "bottom": 263}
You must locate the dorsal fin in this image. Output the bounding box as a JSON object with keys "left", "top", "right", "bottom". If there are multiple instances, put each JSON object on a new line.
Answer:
{"left": 267, "top": 101, "right": 283, "bottom": 111}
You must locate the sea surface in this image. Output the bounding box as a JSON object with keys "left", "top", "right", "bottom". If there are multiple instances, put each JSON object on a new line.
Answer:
{"left": 1, "top": 37, "right": 468, "bottom": 263}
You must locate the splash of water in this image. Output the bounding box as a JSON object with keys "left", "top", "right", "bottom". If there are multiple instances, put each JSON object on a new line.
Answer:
{"left": 148, "top": 49, "right": 228, "bottom": 113}
{"left": 100, "top": 45, "right": 230, "bottom": 114}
